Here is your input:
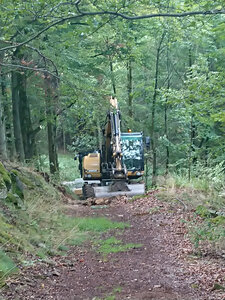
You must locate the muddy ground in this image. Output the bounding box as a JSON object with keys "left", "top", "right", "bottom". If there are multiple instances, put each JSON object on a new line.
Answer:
{"left": 2, "top": 192, "right": 225, "bottom": 300}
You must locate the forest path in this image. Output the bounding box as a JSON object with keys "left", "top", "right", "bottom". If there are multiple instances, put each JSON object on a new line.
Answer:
{"left": 2, "top": 192, "right": 225, "bottom": 300}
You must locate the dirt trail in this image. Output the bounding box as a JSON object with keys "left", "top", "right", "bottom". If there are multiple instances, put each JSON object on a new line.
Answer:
{"left": 2, "top": 192, "right": 225, "bottom": 300}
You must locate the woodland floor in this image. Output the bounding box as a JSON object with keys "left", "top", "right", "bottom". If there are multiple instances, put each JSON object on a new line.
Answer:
{"left": 1, "top": 191, "right": 225, "bottom": 300}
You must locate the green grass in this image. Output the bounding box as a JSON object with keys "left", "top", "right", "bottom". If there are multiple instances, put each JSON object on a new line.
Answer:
{"left": 63, "top": 217, "right": 128, "bottom": 232}
{"left": 0, "top": 251, "right": 18, "bottom": 285}
{"left": 95, "top": 236, "right": 142, "bottom": 255}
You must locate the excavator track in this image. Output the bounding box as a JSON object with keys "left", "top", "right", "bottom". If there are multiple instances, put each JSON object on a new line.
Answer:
{"left": 82, "top": 183, "right": 95, "bottom": 199}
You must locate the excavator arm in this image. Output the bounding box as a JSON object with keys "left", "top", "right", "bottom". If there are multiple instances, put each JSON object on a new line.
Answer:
{"left": 102, "top": 109, "right": 127, "bottom": 181}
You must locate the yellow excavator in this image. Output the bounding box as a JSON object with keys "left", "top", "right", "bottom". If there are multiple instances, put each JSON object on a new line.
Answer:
{"left": 78, "top": 98, "right": 146, "bottom": 199}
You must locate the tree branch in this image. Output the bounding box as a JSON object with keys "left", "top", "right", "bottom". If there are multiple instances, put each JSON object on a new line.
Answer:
{"left": 25, "top": 44, "right": 59, "bottom": 76}
{"left": 0, "top": 8, "right": 224, "bottom": 52}
{"left": 0, "top": 63, "right": 60, "bottom": 79}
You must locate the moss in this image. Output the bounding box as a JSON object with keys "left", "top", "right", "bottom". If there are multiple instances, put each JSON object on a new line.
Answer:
{"left": 6, "top": 193, "right": 23, "bottom": 208}
{"left": 0, "top": 162, "right": 11, "bottom": 190}
{"left": 10, "top": 169, "right": 19, "bottom": 176}
{"left": 6, "top": 193, "right": 18, "bottom": 204}
{"left": 11, "top": 169, "right": 35, "bottom": 189}
{"left": 0, "top": 176, "right": 6, "bottom": 189}
{"left": 0, "top": 176, "right": 6, "bottom": 192}
{"left": 0, "top": 177, "right": 7, "bottom": 200}
{"left": 10, "top": 173, "right": 24, "bottom": 200}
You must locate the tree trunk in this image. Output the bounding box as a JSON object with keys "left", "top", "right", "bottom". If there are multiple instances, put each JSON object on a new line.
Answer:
{"left": 11, "top": 69, "right": 25, "bottom": 162}
{"left": 1, "top": 72, "right": 15, "bottom": 160}
{"left": 62, "top": 126, "right": 66, "bottom": 153}
{"left": 164, "top": 100, "right": 169, "bottom": 175}
{"left": 188, "top": 48, "right": 196, "bottom": 180}
{"left": 127, "top": 58, "right": 133, "bottom": 119}
{"left": 18, "top": 72, "right": 36, "bottom": 160}
{"left": 165, "top": 42, "right": 170, "bottom": 175}
{"left": 0, "top": 57, "right": 7, "bottom": 160}
{"left": 44, "top": 75, "right": 59, "bottom": 175}
{"left": 0, "top": 90, "right": 7, "bottom": 160}
{"left": 151, "top": 32, "right": 165, "bottom": 186}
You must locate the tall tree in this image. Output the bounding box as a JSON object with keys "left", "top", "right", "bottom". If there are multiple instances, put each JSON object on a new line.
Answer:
{"left": 44, "top": 74, "right": 59, "bottom": 175}
{"left": 151, "top": 31, "right": 165, "bottom": 186}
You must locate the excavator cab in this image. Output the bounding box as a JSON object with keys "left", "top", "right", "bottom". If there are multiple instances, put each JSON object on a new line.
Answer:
{"left": 121, "top": 132, "right": 144, "bottom": 179}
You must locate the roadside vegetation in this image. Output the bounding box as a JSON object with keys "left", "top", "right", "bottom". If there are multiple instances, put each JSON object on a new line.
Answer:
{"left": 155, "top": 163, "right": 225, "bottom": 257}
{"left": 0, "top": 159, "right": 129, "bottom": 287}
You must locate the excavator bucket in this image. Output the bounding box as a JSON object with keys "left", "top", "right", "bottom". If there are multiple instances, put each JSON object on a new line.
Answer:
{"left": 109, "top": 181, "right": 130, "bottom": 192}
{"left": 92, "top": 183, "right": 145, "bottom": 198}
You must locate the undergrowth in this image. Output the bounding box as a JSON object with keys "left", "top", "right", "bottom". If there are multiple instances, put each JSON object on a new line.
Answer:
{"left": 32, "top": 153, "right": 80, "bottom": 182}
{"left": 155, "top": 163, "right": 225, "bottom": 255}
{"left": 58, "top": 153, "right": 80, "bottom": 181}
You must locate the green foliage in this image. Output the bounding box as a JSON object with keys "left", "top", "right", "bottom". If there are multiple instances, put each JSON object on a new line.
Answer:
{"left": 161, "top": 161, "right": 225, "bottom": 195}
{"left": 0, "top": 195, "right": 128, "bottom": 285}
{"left": 71, "top": 134, "right": 98, "bottom": 154}
{"left": 37, "top": 153, "right": 80, "bottom": 182}
{"left": 193, "top": 206, "right": 225, "bottom": 248}
{"left": 190, "top": 216, "right": 225, "bottom": 249}
{"left": 1, "top": 2, "right": 225, "bottom": 294}
{"left": 58, "top": 153, "right": 80, "bottom": 181}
